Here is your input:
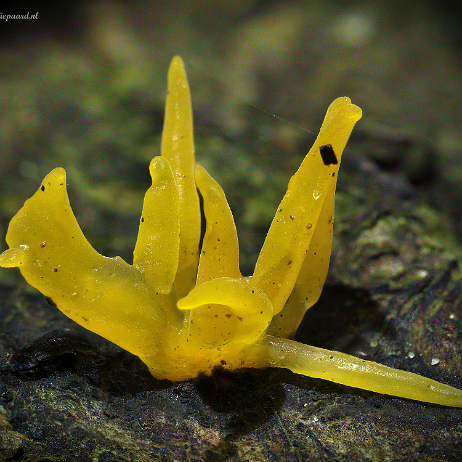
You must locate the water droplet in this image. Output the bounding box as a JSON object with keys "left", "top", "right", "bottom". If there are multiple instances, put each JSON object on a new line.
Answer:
{"left": 313, "top": 190, "right": 320, "bottom": 200}
{"left": 417, "top": 269, "right": 428, "bottom": 278}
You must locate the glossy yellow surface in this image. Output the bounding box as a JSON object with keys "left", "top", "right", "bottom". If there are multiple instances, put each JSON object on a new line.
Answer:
{"left": 1, "top": 57, "right": 462, "bottom": 407}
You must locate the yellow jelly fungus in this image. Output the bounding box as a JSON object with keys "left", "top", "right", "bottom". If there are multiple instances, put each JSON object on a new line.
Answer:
{"left": 1, "top": 57, "right": 462, "bottom": 408}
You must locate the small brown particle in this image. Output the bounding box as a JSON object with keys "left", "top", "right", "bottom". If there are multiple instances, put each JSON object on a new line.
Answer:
{"left": 40, "top": 241, "right": 46, "bottom": 248}
{"left": 319, "top": 144, "right": 338, "bottom": 165}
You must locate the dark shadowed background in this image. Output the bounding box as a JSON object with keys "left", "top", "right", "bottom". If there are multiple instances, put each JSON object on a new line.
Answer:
{"left": 1, "top": 1, "right": 462, "bottom": 461}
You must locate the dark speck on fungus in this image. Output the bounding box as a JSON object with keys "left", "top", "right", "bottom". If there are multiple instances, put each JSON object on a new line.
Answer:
{"left": 319, "top": 144, "right": 338, "bottom": 166}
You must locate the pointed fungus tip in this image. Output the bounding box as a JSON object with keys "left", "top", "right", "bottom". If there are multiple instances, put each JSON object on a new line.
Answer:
{"left": 47, "top": 167, "right": 67, "bottom": 184}
{"left": 169, "top": 56, "right": 185, "bottom": 74}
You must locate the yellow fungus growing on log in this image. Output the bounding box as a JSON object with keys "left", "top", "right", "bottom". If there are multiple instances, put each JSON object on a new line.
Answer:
{"left": 1, "top": 56, "right": 462, "bottom": 408}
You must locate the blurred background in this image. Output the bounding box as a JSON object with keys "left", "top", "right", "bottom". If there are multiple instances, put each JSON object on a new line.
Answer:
{"left": 0, "top": 0, "right": 461, "bottom": 272}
